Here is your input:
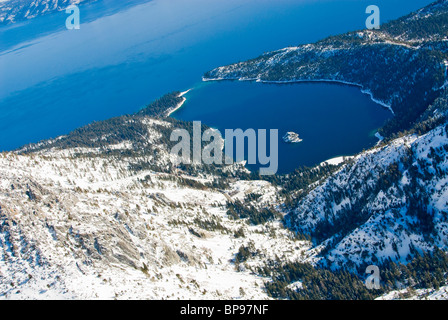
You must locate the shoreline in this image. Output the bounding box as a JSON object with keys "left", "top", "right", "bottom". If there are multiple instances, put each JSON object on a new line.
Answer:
{"left": 166, "top": 89, "right": 192, "bottom": 117}
{"left": 202, "top": 77, "right": 395, "bottom": 115}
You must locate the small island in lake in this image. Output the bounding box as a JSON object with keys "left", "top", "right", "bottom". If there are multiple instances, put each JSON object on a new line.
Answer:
{"left": 283, "top": 132, "right": 303, "bottom": 143}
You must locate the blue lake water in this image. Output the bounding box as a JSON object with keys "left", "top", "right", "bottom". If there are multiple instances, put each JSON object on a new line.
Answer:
{"left": 0, "top": 0, "right": 434, "bottom": 171}
{"left": 172, "top": 81, "right": 392, "bottom": 174}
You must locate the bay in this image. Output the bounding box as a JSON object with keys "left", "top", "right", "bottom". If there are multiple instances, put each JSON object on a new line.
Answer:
{"left": 172, "top": 81, "right": 392, "bottom": 174}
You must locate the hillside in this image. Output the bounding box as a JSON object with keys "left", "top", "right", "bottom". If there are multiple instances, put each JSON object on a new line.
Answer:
{"left": 1, "top": 110, "right": 312, "bottom": 299}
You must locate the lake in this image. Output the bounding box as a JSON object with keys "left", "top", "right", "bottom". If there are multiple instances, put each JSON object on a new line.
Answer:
{"left": 172, "top": 80, "right": 392, "bottom": 174}
{"left": 0, "top": 0, "right": 434, "bottom": 172}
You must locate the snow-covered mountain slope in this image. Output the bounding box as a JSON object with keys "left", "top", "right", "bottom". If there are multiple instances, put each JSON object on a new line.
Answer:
{"left": 0, "top": 115, "right": 310, "bottom": 299}
{"left": 2, "top": 96, "right": 446, "bottom": 300}
{"left": 284, "top": 89, "right": 448, "bottom": 273}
